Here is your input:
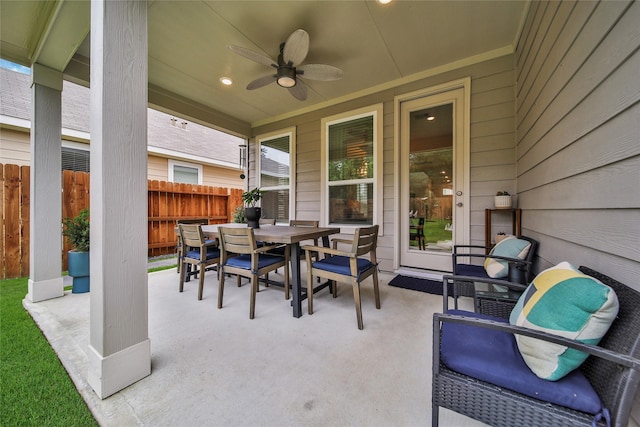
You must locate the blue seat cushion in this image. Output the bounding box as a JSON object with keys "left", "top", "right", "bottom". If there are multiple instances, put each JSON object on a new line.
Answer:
{"left": 185, "top": 247, "right": 220, "bottom": 261}
{"left": 226, "top": 254, "right": 284, "bottom": 270}
{"left": 312, "top": 256, "right": 374, "bottom": 279}
{"left": 455, "top": 263, "right": 489, "bottom": 278}
{"left": 440, "top": 310, "right": 603, "bottom": 415}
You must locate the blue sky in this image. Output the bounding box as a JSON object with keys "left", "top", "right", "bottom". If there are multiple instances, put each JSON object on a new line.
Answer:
{"left": 0, "top": 59, "right": 30, "bottom": 74}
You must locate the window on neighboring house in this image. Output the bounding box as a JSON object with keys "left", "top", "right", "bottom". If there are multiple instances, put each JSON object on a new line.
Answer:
{"left": 321, "top": 104, "right": 383, "bottom": 232}
{"left": 257, "top": 128, "right": 295, "bottom": 223}
{"left": 168, "top": 160, "right": 202, "bottom": 184}
{"left": 62, "top": 146, "right": 90, "bottom": 172}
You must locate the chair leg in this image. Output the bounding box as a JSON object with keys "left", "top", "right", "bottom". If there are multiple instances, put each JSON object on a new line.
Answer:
{"left": 332, "top": 280, "right": 338, "bottom": 298}
{"left": 198, "top": 264, "right": 205, "bottom": 300}
{"left": 432, "top": 404, "right": 439, "bottom": 426}
{"left": 284, "top": 261, "right": 290, "bottom": 300}
{"left": 179, "top": 260, "right": 187, "bottom": 292}
{"left": 306, "top": 268, "right": 314, "bottom": 315}
{"left": 352, "top": 282, "right": 363, "bottom": 330}
{"left": 217, "top": 268, "right": 225, "bottom": 309}
{"left": 250, "top": 275, "right": 258, "bottom": 319}
{"left": 373, "top": 269, "right": 381, "bottom": 309}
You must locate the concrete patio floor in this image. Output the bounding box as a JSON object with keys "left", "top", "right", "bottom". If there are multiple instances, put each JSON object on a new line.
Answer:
{"left": 24, "top": 267, "right": 486, "bottom": 426}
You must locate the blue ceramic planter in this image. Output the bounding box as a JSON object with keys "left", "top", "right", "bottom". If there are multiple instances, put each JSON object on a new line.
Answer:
{"left": 68, "top": 250, "right": 90, "bottom": 293}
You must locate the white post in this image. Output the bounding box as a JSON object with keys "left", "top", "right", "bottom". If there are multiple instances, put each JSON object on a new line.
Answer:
{"left": 27, "top": 63, "right": 64, "bottom": 302}
{"left": 87, "top": 0, "right": 150, "bottom": 399}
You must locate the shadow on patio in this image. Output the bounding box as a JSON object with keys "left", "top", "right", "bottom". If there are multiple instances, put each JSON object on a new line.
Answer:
{"left": 24, "top": 267, "right": 484, "bottom": 426}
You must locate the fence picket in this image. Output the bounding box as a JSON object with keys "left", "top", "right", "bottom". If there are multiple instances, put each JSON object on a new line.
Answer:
{"left": 1, "top": 163, "right": 241, "bottom": 278}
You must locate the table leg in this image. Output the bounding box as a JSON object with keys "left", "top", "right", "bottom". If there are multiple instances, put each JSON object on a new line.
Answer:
{"left": 291, "top": 242, "right": 302, "bottom": 318}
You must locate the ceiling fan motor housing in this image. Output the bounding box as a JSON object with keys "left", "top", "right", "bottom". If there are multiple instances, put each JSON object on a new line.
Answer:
{"left": 276, "top": 50, "right": 297, "bottom": 87}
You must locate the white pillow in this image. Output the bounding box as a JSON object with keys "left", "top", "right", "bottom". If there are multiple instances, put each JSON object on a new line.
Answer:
{"left": 483, "top": 236, "right": 531, "bottom": 278}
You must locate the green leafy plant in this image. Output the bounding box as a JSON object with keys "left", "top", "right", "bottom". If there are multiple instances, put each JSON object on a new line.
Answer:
{"left": 62, "top": 208, "right": 90, "bottom": 252}
{"left": 242, "top": 187, "right": 263, "bottom": 207}
{"left": 232, "top": 205, "right": 246, "bottom": 223}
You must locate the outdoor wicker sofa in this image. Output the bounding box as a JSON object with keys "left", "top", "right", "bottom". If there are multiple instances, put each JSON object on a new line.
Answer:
{"left": 432, "top": 266, "right": 640, "bottom": 427}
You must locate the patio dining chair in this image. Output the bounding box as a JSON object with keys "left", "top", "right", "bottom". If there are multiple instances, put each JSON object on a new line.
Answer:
{"left": 178, "top": 224, "right": 220, "bottom": 300}
{"left": 303, "top": 225, "right": 380, "bottom": 330}
{"left": 409, "top": 217, "right": 425, "bottom": 250}
{"left": 217, "top": 226, "right": 289, "bottom": 319}
{"left": 176, "top": 218, "right": 210, "bottom": 277}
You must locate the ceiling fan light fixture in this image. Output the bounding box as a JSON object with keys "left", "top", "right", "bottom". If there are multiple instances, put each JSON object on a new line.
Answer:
{"left": 276, "top": 67, "right": 296, "bottom": 88}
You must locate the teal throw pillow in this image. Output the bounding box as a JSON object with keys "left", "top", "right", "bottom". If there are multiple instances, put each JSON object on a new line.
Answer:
{"left": 509, "top": 262, "right": 619, "bottom": 380}
{"left": 483, "top": 236, "right": 531, "bottom": 278}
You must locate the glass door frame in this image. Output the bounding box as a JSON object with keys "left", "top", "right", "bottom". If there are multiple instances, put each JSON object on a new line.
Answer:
{"left": 393, "top": 78, "right": 471, "bottom": 272}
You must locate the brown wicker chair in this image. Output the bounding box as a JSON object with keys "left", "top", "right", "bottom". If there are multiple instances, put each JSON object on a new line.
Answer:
{"left": 432, "top": 266, "right": 640, "bottom": 427}
{"left": 452, "top": 235, "right": 538, "bottom": 284}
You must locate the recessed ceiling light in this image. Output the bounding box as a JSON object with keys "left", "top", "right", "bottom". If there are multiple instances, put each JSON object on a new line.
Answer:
{"left": 220, "top": 77, "right": 233, "bottom": 86}
{"left": 377, "top": 0, "right": 392, "bottom": 4}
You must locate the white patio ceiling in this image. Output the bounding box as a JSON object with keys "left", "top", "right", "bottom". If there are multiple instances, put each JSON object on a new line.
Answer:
{"left": 0, "top": 0, "right": 528, "bottom": 128}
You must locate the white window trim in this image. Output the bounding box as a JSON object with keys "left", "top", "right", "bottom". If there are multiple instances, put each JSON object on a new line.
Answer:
{"left": 168, "top": 159, "right": 203, "bottom": 185}
{"left": 256, "top": 127, "right": 296, "bottom": 223}
{"left": 321, "top": 104, "right": 383, "bottom": 234}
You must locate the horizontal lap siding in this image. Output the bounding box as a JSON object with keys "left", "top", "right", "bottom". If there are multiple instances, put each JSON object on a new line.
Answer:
{"left": 515, "top": 0, "right": 640, "bottom": 289}
{"left": 253, "top": 55, "right": 517, "bottom": 271}
{"left": 0, "top": 128, "right": 30, "bottom": 166}
{"left": 516, "top": 3, "right": 640, "bottom": 420}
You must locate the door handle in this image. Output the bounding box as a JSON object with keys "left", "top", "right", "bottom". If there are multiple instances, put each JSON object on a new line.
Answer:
{"left": 456, "top": 202, "right": 463, "bottom": 207}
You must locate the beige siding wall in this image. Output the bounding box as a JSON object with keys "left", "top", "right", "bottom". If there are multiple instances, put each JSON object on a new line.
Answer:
{"left": 515, "top": 2, "right": 640, "bottom": 422}
{"left": 515, "top": 0, "right": 640, "bottom": 287}
{"left": 0, "top": 128, "right": 30, "bottom": 166}
{"left": 147, "top": 155, "right": 168, "bottom": 181}
{"left": 1, "top": 131, "right": 243, "bottom": 190}
{"left": 253, "top": 54, "right": 517, "bottom": 272}
{"left": 202, "top": 164, "right": 244, "bottom": 189}
{"left": 148, "top": 154, "right": 244, "bottom": 189}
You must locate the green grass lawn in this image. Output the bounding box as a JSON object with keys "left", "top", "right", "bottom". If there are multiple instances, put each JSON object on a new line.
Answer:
{"left": 0, "top": 277, "right": 97, "bottom": 426}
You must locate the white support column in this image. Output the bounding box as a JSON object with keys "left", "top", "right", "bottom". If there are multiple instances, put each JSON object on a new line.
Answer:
{"left": 27, "top": 63, "right": 64, "bottom": 303}
{"left": 87, "top": 0, "right": 150, "bottom": 399}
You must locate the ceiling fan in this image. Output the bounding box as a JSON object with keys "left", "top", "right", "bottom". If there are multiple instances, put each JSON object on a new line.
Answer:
{"left": 228, "top": 29, "right": 343, "bottom": 101}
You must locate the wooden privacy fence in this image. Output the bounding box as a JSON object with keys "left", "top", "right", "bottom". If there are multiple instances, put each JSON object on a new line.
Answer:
{"left": 1, "top": 164, "right": 243, "bottom": 279}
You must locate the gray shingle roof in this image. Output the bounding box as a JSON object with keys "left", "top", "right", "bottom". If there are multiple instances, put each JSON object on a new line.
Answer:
{"left": 1, "top": 67, "right": 241, "bottom": 167}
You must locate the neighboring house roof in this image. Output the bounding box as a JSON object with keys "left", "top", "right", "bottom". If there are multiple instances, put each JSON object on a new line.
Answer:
{"left": 0, "top": 67, "right": 242, "bottom": 170}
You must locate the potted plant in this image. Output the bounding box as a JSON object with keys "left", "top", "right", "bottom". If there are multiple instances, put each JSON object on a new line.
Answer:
{"left": 242, "top": 187, "right": 263, "bottom": 228}
{"left": 231, "top": 205, "right": 246, "bottom": 224}
{"left": 494, "top": 191, "right": 512, "bottom": 209}
{"left": 62, "top": 208, "right": 90, "bottom": 293}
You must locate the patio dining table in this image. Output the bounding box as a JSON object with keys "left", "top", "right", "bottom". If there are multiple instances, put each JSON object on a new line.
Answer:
{"left": 201, "top": 223, "right": 340, "bottom": 318}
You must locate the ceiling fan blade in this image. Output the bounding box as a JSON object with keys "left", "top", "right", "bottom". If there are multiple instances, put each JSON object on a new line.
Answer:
{"left": 283, "top": 29, "right": 309, "bottom": 66}
{"left": 246, "top": 74, "right": 277, "bottom": 90}
{"left": 297, "top": 64, "right": 343, "bottom": 81}
{"left": 288, "top": 80, "right": 307, "bottom": 101}
{"left": 228, "top": 45, "right": 277, "bottom": 68}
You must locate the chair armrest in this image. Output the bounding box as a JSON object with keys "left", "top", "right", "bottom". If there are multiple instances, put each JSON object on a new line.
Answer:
{"left": 255, "top": 244, "right": 287, "bottom": 254}
{"left": 302, "top": 244, "right": 351, "bottom": 258}
{"left": 433, "top": 312, "right": 640, "bottom": 370}
{"left": 452, "top": 253, "right": 531, "bottom": 265}
{"left": 442, "top": 275, "right": 528, "bottom": 313}
{"left": 453, "top": 244, "right": 492, "bottom": 255}
{"left": 204, "top": 240, "right": 218, "bottom": 249}
{"left": 331, "top": 238, "right": 354, "bottom": 249}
